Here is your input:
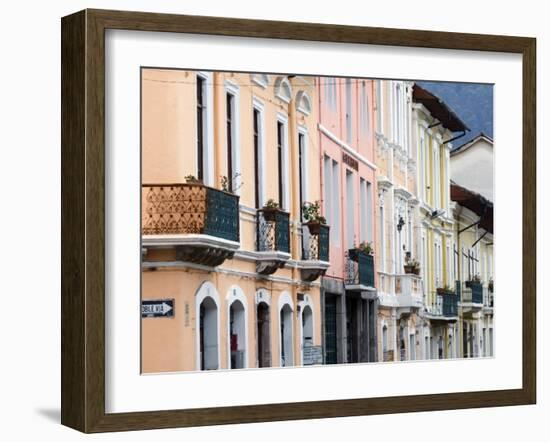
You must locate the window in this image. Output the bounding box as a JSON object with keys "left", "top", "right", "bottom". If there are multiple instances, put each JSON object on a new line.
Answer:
{"left": 345, "top": 79, "right": 353, "bottom": 144}
{"left": 195, "top": 73, "right": 214, "bottom": 185}
{"left": 379, "top": 196, "right": 386, "bottom": 273}
{"left": 322, "top": 155, "right": 340, "bottom": 244}
{"left": 324, "top": 77, "right": 337, "bottom": 111}
{"left": 196, "top": 75, "right": 205, "bottom": 181}
{"left": 360, "top": 81, "right": 370, "bottom": 134}
{"left": 433, "top": 141, "right": 441, "bottom": 208}
{"left": 323, "top": 155, "right": 332, "bottom": 226}
{"left": 382, "top": 325, "right": 388, "bottom": 353}
{"left": 298, "top": 131, "right": 307, "bottom": 220}
{"left": 346, "top": 170, "right": 355, "bottom": 248}
{"left": 446, "top": 242, "right": 452, "bottom": 285}
{"left": 229, "top": 299, "right": 246, "bottom": 369}
{"left": 419, "top": 129, "right": 426, "bottom": 202}
{"left": 376, "top": 80, "right": 382, "bottom": 133}
{"left": 332, "top": 160, "right": 341, "bottom": 244}
{"left": 360, "top": 179, "right": 367, "bottom": 243}
{"left": 280, "top": 304, "right": 294, "bottom": 367}
{"left": 226, "top": 92, "right": 235, "bottom": 192}
{"left": 253, "top": 108, "right": 261, "bottom": 208}
{"left": 395, "top": 83, "right": 402, "bottom": 145}
{"left": 277, "top": 121, "right": 284, "bottom": 208}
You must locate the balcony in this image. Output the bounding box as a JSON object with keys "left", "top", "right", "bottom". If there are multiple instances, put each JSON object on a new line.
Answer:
{"left": 394, "top": 274, "right": 423, "bottom": 309}
{"left": 345, "top": 249, "right": 375, "bottom": 292}
{"left": 142, "top": 183, "right": 240, "bottom": 266}
{"left": 461, "top": 280, "right": 484, "bottom": 313}
{"left": 426, "top": 290, "right": 459, "bottom": 321}
{"left": 299, "top": 223, "right": 330, "bottom": 282}
{"left": 255, "top": 208, "right": 291, "bottom": 275}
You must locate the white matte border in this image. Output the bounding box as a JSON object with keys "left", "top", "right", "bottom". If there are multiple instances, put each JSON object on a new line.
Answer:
{"left": 105, "top": 29, "right": 522, "bottom": 413}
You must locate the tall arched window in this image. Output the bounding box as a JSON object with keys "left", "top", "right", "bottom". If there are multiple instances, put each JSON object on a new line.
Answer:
{"left": 280, "top": 305, "right": 294, "bottom": 367}
{"left": 382, "top": 325, "right": 388, "bottom": 353}
{"left": 257, "top": 301, "right": 271, "bottom": 367}
{"left": 278, "top": 292, "right": 294, "bottom": 367}
{"left": 226, "top": 286, "right": 248, "bottom": 369}
{"left": 195, "top": 282, "right": 220, "bottom": 371}
{"left": 229, "top": 300, "right": 246, "bottom": 369}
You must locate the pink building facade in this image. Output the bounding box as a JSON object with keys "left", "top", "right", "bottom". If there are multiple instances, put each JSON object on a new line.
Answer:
{"left": 317, "top": 77, "right": 378, "bottom": 364}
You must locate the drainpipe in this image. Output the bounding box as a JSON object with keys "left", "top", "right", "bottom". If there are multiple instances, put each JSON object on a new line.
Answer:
{"left": 455, "top": 205, "right": 464, "bottom": 358}
{"left": 442, "top": 130, "right": 467, "bottom": 146}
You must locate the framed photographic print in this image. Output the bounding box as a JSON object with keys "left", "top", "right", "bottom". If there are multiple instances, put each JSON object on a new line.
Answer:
{"left": 61, "top": 9, "right": 536, "bottom": 433}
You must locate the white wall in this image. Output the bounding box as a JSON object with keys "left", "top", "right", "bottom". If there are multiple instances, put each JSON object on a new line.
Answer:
{"left": 0, "top": 1, "right": 547, "bottom": 441}
{"left": 451, "top": 138, "right": 494, "bottom": 200}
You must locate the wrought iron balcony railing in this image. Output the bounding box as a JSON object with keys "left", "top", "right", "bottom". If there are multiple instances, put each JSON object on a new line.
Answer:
{"left": 300, "top": 224, "right": 330, "bottom": 282}
{"left": 428, "top": 291, "right": 458, "bottom": 318}
{"left": 256, "top": 208, "right": 290, "bottom": 253}
{"left": 463, "top": 280, "right": 483, "bottom": 305}
{"left": 345, "top": 249, "right": 375, "bottom": 288}
{"left": 255, "top": 208, "right": 291, "bottom": 275}
{"left": 302, "top": 224, "right": 330, "bottom": 262}
{"left": 142, "top": 183, "right": 240, "bottom": 242}
{"left": 142, "top": 183, "right": 240, "bottom": 267}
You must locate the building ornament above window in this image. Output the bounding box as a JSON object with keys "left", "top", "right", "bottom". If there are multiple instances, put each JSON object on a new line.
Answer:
{"left": 295, "top": 90, "right": 312, "bottom": 115}
{"left": 274, "top": 76, "right": 292, "bottom": 103}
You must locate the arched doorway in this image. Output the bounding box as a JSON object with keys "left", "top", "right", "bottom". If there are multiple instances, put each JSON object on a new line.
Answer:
{"left": 280, "top": 304, "right": 294, "bottom": 367}
{"left": 257, "top": 302, "right": 271, "bottom": 368}
{"left": 199, "top": 296, "right": 218, "bottom": 370}
{"left": 301, "top": 305, "right": 313, "bottom": 364}
{"left": 229, "top": 300, "right": 246, "bottom": 369}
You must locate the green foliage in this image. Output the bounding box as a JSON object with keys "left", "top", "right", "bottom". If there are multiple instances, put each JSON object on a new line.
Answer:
{"left": 302, "top": 200, "right": 326, "bottom": 224}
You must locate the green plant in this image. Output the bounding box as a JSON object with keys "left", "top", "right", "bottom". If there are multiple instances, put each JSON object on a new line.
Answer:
{"left": 405, "top": 256, "right": 420, "bottom": 269}
{"left": 302, "top": 200, "right": 326, "bottom": 224}
{"left": 263, "top": 199, "right": 280, "bottom": 209}
{"left": 184, "top": 174, "right": 202, "bottom": 183}
{"left": 437, "top": 284, "right": 454, "bottom": 293}
{"left": 470, "top": 273, "right": 481, "bottom": 283}
{"left": 357, "top": 241, "right": 373, "bottom": 255}
{"left": 220, "top": 173, "right": 243, "bottom": 193}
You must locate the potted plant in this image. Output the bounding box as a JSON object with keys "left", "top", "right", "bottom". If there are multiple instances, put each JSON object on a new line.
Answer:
{"left": 466, "top": 273, "right": 481, "bottom": 288}
{"left": 260, "top": 198, "right": 281, "bottom": 221}
{"left": 349, "top": 241, "right": 373, "bottom": 261}
{"left": 220, "top": 173, "right": 243, "bottom": 193}
{"left": 302, "top": 200, "right": 327, "bottom": 234}
{"left": 436, "top": 285, "right": 453, "bottom": 295}
{"left": 404, "top": 256, "right": 420, "bottom": 275}
{"left": 184, "top": 174, "right": 203, "bottom": 184}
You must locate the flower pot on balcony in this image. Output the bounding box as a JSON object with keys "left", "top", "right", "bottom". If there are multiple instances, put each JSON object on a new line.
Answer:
{"left": 261, "top": 207, "right": 279, "bottom": 222}
{"left": 306, "top": 221, "right": 323, "bottom": 235}
{"left": 404, "top": 264, "right": 419, "bottom": 275}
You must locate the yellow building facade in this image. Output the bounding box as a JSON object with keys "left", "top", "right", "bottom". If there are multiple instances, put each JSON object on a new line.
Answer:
{"left": 374, "top": 80, "right": 424, "bottom": 362}
{"left": 412, "top": 84, "right": 469, "bottom": 359}
{"left": 141, "top": 70, "right": 329, "bottom": 372}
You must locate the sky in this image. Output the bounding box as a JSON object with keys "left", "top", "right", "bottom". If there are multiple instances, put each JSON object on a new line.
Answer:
{"left": 416, "top": 81, "right": 493, "bottom": 148}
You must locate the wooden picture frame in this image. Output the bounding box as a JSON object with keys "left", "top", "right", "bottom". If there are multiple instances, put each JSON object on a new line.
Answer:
{"left": 61, "top": 8, "right": 536, "bottom": 433}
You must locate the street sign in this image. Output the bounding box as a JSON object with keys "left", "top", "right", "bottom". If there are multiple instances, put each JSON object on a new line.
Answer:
{"left": 141, "top": 299, "right": 175, "bottom": 318}
{"left": 302, "top": 345, "right": 323, "bottom": 365}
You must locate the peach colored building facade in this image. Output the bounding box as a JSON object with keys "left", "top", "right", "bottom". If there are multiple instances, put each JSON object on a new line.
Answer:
{"left": 141, "top": 70, "right": 329, "bottom": 372}
{"left": 317, "top": 77, "right": 378, "bottom": 364}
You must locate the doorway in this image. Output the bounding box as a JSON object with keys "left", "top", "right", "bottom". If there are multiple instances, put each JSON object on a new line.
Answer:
{"left": 199, "top": 297, "right": 218, "bottom": 370}
{"left": 257, "top": 302, "right": 271, "bottom": 367}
